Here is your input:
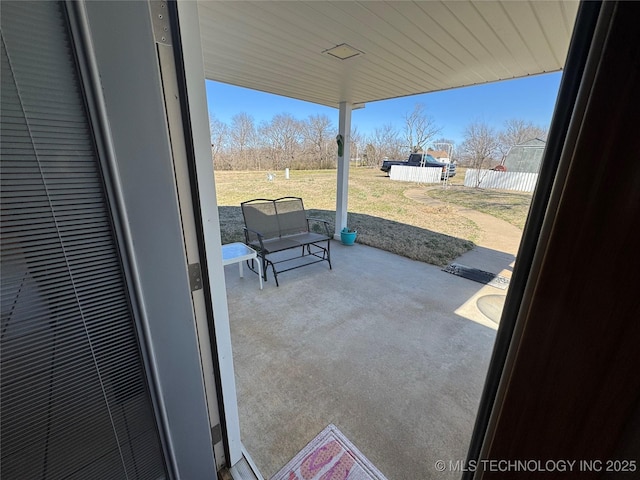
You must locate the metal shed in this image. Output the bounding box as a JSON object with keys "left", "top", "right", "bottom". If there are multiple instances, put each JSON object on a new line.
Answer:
{"left": 504, "top": 138, "right": 547, "bottom": 173}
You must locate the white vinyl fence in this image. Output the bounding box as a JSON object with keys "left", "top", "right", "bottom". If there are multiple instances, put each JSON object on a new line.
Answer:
{"left": 464, "top": 169, "right": 539, "bottom": 192}
{"left": 389, "top": 165, "right": 441, "bottom": 183}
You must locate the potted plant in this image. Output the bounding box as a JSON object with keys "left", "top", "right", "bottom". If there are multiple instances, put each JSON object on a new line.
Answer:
{"left": 340, "top": 227, "right": 357, "bottom": 246}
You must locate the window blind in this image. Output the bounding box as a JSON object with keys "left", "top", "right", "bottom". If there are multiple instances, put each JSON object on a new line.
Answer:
{"left": 1, "top": 2, "right": 167, "bottom": 479}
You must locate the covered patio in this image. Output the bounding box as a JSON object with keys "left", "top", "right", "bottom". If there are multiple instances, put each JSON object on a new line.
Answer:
{"left": 198, "top": 1, "right": 578, "bottom": 478}
{"left": 198, "top": 1, "right": 579, "bottom": 477}
{"left": 224, "top": 234, "right": 516, "bottom": 478}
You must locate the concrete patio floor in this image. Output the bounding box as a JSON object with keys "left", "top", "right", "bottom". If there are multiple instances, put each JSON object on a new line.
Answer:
{"left": 223, "top": 233, "right": 518, "bottom": 479}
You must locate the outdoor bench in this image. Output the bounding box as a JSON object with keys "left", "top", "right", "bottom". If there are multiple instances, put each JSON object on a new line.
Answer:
{"left": 241, "top": 197, "right": 332, "bottom": 286}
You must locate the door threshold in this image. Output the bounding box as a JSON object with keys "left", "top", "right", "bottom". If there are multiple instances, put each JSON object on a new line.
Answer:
{"left": 225, "top": 445, "right": 264, "bottom": 480}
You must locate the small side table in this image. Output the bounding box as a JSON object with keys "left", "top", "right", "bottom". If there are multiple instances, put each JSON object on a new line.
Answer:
{"left": 221, "top": 242, "right": 263, "bottom": 290}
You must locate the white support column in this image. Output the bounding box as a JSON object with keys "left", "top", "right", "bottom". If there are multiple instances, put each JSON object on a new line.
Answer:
{"left": 335, "top": 102, "right": 352, "bottom": 238}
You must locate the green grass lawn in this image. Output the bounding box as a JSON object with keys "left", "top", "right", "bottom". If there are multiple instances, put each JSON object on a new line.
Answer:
{"left": 214, "top": 167, "right": 532, "bottom": 266}
{"left": 425, "top": 181, "right": 533, "bottom": 230}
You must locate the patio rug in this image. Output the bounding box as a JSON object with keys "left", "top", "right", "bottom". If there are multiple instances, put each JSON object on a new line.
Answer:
{"left": 270, "top": 424, "right": 388, "bottom": 480}
{"left": 442, "top": 263, "right": 510, "bottom": 290}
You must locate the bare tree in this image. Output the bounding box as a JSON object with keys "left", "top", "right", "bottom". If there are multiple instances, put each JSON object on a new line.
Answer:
{"left": 497, "top": 118, "right": 548, "bottom": 160}
{"left": 259, "top": 113, "right": 303, "bottom": 170}
{"left": 350, "top": 126, "right": 362, "bottom": 167}
{"left": 365, "top": 123, "right": 403, "bottom": 167}
{"left": 209, "top": 115, "right": 229, "bottom": 169}
{"left": 403, "top": 103, "right": 442, "bottom": 153}
{"left": 301, "top": 114, "right": 334, "bottom": 169}
{"left": 230, "top": 113, "right": 257, "bottom": 169}
{"left": 460, "top": 120, "right": 500, "bottom": 187}
{"left": 361, "top": 143, "right": 377, "bottom": 168}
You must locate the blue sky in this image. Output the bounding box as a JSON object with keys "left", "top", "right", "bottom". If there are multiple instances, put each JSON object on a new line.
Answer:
{"left": 205, "top": 72, "right": 562, "bottom": 146}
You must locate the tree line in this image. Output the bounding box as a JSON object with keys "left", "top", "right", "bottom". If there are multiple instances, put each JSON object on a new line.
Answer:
{"left": 210, "top": 103, "right": 547, "bottom": 171}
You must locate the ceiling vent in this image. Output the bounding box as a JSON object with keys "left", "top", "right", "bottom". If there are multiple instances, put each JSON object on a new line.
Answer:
{"left": 323, "top": 43, "right": 364, "bottom": 60}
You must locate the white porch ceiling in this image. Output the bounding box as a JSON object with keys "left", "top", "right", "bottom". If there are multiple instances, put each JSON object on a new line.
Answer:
{"left": 197, "top": 0, "right": 579, "bottom": 109}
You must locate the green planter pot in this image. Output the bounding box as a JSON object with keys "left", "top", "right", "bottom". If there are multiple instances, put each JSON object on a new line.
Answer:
{"left": 340, "top": 229, "right": 357, "bottom": 246}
